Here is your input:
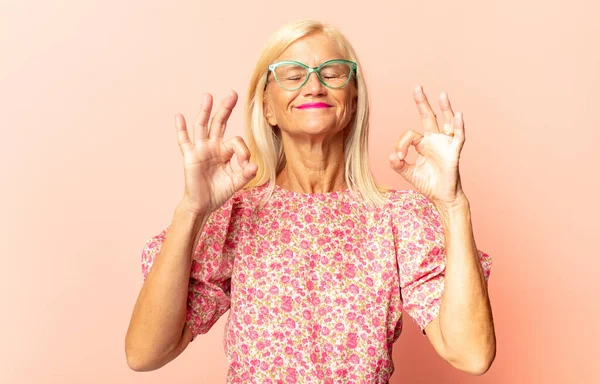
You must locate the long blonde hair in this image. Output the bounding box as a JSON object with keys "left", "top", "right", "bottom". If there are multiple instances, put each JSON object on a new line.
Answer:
{"left": 243, "top": 19, "right": 389, "bottom": 208}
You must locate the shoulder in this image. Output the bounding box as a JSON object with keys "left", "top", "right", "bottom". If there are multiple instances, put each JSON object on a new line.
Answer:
{"left": 384, "top": 188, "right": 441, "bottom": 228}
{"left": 386, "top": 188, "right": 435, "bottom": 211}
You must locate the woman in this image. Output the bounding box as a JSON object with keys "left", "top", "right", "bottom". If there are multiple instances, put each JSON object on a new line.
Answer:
{"left": 125, "top": 20, "right": 495, "bottom": 383}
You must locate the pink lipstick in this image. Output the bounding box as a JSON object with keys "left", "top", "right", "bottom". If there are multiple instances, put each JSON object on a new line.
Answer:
{"left": 296, "top": 102, "right": 331, "bottom": 109}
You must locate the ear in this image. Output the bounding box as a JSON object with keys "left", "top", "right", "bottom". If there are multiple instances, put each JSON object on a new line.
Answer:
{"left": 263, "top": 96, "right": 277, "bottom": 126}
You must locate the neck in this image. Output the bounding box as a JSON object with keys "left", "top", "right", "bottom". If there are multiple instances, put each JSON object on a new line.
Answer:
{"left": 276, "top": 131, "right": 347, "bottom": 193}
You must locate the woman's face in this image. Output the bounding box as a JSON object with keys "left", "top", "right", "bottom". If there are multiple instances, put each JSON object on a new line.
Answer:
{"left": 264, "top": 33, "right": 356, "bottom": 140}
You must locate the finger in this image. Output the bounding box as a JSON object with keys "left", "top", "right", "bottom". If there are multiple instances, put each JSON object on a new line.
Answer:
{"left": 175, "top": 113, "right": 192, "bottom": 152}
{"left": 414, "top": 85, "right": 440, "bottom": 134}
{"left": 223, "top": 137, "right": 257, "bottom": 190}
{"left": 208, "top": 90, "right": 238, "bottom": 139}
{"left": 453, "top": 112, "right": 466, "bottom": 145}
{"left": 194, "top": 93, "right": 213, "bottom": 141}
{"left": 439, "top": 92, "right": 455, "bottom": 134}
{"left": 389, "top": 152, "right": 415, "bottom": 181}
{"left": 223, "top": 136, "right": 251, "bottom": 168}
{"left": 232, "top": 162, "right": 258, "bottom": 190}
{"left": 394, "top": 129, "right": 423, "bottom": 161}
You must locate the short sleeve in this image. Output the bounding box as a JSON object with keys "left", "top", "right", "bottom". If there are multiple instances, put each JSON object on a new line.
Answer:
{"left": 391, "top": 190, "right": 492, "bottom": 335}
{"left": 140, "top": 197, "right": 237, "bottom": 342}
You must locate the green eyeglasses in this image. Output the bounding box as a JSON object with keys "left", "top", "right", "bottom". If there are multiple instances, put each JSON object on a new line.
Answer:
{"left": 266, "top": 59, "right": 357, "bottom": 91}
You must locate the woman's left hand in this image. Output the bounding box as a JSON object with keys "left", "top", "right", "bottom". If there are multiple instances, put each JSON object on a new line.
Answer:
{"left": 389, "top": 85, "right": 467, "bottom": 207}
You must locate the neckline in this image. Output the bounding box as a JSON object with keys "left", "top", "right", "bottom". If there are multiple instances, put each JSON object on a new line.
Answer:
{"left": 273, "top": 182, "right": 352, "bottom": 196}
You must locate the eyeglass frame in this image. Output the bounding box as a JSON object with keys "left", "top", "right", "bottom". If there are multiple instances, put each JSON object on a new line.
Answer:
{"left": 265, "top": 59, "right": 358, "bottom": 91}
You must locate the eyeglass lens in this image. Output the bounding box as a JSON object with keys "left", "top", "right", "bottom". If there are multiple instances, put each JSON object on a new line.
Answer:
{"left": 274, "top": 63, "right": 352, "bottom": 89}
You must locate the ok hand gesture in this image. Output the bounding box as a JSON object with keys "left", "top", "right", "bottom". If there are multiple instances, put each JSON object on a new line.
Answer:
{"left": 389, "top": 85, "right": 467, "bottom": 206}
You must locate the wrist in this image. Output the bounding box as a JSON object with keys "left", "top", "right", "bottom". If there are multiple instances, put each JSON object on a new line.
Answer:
{"left": 433, "top": 193, "right": 471, "bottom": 223}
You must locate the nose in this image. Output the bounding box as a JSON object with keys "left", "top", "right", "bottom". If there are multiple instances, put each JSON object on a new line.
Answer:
{"left": 301, "top": 70, "right": 326, "bottom": 96}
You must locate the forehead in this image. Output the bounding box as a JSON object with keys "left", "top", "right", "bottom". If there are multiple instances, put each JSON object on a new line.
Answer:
{"left": 275, "top": 33, "right": 345, "bottom": 66}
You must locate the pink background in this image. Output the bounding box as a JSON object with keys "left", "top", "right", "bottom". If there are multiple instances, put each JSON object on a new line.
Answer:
{"left": 2, "top": 0, "right": 598, "bottom": 382}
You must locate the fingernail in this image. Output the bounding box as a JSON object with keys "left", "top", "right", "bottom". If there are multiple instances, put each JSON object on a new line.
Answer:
{"left": 415, "top": 85, "right": 422, "bottom": 93}
{"left": 441, "top": 92, "right": 447, "bottom": 98}
{"left": 397, "top": 151, "right": 403, "bottom": 159}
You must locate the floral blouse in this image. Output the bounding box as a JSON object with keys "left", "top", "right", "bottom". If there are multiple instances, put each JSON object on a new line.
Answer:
{"left": 141, "top": 183, "right": 492, "bottom": 383}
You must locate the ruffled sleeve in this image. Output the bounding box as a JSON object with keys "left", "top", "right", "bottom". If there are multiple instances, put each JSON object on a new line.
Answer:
{"left": 391, "top": 190, "right": 492, "bottom": 335}
{"left": 140, "top": 197, "right": 238, "bottom": 342}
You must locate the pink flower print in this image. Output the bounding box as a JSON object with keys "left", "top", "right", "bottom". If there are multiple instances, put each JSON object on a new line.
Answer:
{"left": 309, "top": 225, "right": 319, "bottom": 236}
{"left": 286, "top": 367, "right": 298, "bottom": 384}
{"left": 306, "top": 280, "right": 315, "bottom": 291}
{"left": 334, "top": 322, "right": 345, "bottom": 332}
{"left": 346, "top": 333, "right": 358, "bottom": 349}
{"left": 257, "top": 341, "right": 266, "bottom": 350}
{"left": 349, "top": 284, "right": 359, "bottom": 295}
{"left": 249, "top": 329, "right": 259, "bottom": 340}
{"left": 269, "top": 285, "right": 279, "bottom": 295}
{"left": 321, "top": 326, "right": 330, "bottom": 336}
{"left": 281, "top": 296, "right": 293, "bottom": 312}
{"left": 243, "top": 314, "right": 252, "bottom": 324}
{"left": 333, "top": 252, "right": 343, "bottom": 263}
{"left": 341, "top": 203, "right": 351, "bottom": 214}
{"left": 320, "top": 255, "right": 329, "bottom": 265}
{"left": 285, "top": 317, "right": 296, "bottom": 329}
{"left": 260, "top": 360, "right": 269, "bottom": 371}
{"left": 212, "top": 241, "right": 223, "bottom": 252}
{"left": 300, "top": 240, "right": 309, "bottom": 250}
{"left": 344, "top": 219, "right": 355, "bottom": 229}
{"left": 283, "top": 248, "right": 294, "bottom": 259}
{"left": 310, "top": 352, "right": 319, "bottom": 364}
{"left": 285, "top": 345, "right": 294, "bottom": 355}
{"left": 367, "top": 346, "right": 376, "bottom": 357}
{"left": 305, "top": 214, "right": 313, "bottom": 223}
{"left": 302, "top": 310, "right": 312, "bottom": 320}
{"left": 271, "top": 221, "right": 279, "bottom": 230}
{"left": 274, "top": 356, "right": 284, "bottom": 366}
{"left": 349, "top": 354, "right": 360, "bottom": 364}
{"left": 281, "top": 229, "right": 292, "bottom": 244}
{"left": 344, "top": 242, "right": 353, "bottom": 252}
{"left": 317, "top": 236, "right": 329, "bottom": 246}
{"left": 365, "top": 277, "right": 374, "bottom": 286}
{"left": 241, "top": 344, "right": 249, "bottom": 354}
{"left": 372, "top": 317, "right": 381, "bottom": 327}
{"left": 335, "top": 368, "right": 348, "bottom": 378}
{"left": 344, "top": 263, "right": 357, "bottom": 279}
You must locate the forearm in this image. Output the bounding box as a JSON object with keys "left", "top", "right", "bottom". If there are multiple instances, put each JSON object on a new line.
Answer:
{"left": 125, "top": 202, "right": 209, "bottom": 366}
{"left": 434, "top": 195, "right": 495, "bottom": 370}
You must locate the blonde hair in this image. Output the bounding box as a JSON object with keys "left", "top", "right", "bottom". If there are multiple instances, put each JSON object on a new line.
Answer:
{"left": 243, "top": 19, "right": 389, "bottom": 208}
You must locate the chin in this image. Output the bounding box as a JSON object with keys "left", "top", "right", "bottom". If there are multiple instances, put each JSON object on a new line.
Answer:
{"left": 298, "top": 119, "right": 341, "bottom": 135}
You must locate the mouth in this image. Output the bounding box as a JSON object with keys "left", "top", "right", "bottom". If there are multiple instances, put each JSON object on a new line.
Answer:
{"left": 296, "top": 102, "right": 332, "bottom": 109}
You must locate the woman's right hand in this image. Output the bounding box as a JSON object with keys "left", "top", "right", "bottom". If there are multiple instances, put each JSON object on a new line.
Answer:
{"left": 174, "top": 91, "right": 257, "bottom": 216}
